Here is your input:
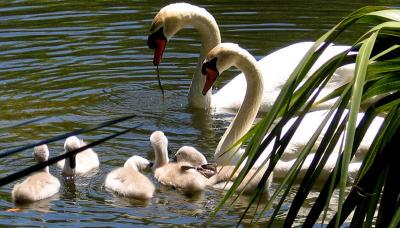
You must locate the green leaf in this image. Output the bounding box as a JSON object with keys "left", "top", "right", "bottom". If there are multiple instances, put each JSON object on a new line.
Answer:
{"left": 336, "top": 29, "right": 378, "bottom": 227}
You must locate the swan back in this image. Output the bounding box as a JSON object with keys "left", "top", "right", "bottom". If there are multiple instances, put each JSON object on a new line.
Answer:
{"left": 175, "top": 146, "right": 208, "bottom": 166}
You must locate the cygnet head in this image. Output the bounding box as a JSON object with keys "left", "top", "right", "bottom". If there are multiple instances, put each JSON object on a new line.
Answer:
{"left": 124, "top": 155, "right": 152, "bottom": 172}
{"left": 64, "top": 136, "right": 82, "bottom": 152}
{"left": 33, "top": 144, "right": 50, "bottom": 173}
{"left": 175, "top": 146, "right": 208, "bottom": 166}
{"left": 150, "top": 131, "right": 169, "bottom": 169}
{"left": 202, "top": 43, "right": 245, "bottom": 95}
{"left": 33, "top": 144, "right": 49, "bottom": 163}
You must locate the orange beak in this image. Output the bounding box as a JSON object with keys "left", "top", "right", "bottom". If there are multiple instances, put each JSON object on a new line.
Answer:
{"left": 202, "top": 68, "right": 218, "bottom": 95}
{"left": 153, "top": 39, "right": 166, "bottom": 66}
{"left": 148, "top": 28, "right": 167, "bottom": 66}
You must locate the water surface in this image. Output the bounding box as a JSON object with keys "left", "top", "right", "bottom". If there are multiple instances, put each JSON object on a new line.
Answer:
{"left": 0, "top": 0, "right": 394, "bottom": 226}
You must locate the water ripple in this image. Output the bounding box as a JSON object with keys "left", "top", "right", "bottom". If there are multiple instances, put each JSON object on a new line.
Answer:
{"left": 0, "top": 0, "right": 389, "bottom": 226}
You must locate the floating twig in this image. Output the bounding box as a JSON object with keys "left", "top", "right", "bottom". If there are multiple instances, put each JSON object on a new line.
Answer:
{"left": 156, "top": 65, "right": 165, "bottom": 101}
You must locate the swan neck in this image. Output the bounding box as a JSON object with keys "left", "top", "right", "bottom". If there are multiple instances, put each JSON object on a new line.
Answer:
{"left": 215, "top": 53, "right": 264, "bottom": 165}
{"left": 153, "top": 143, "right": 169, "bottom": 169}
{"left": 63, "top": 157, "right": 75, "bottom": 175}
{"left": 187, "top": 12, "right": 221, "bottom": 109}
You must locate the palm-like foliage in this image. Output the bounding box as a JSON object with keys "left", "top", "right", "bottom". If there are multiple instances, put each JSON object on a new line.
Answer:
{"left": 211, "top": 6, "right": 400, "bottom": 226}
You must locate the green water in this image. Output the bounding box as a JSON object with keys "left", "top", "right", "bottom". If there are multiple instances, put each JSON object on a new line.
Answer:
{"left": 0, "top": 0, "right": 395, "bottom": 226}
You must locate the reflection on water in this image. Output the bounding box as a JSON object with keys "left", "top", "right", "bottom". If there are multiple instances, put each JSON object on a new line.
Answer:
{"left": 12, "top": 194, "right": 60, "bottom": 213}
{"left": 0, "top": 0, "right": 392, "bottom": 226}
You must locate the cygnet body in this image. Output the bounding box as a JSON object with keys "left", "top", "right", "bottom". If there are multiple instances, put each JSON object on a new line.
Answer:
{"left": 175, "top": 146, "right": 272, "bottom": 195}
{"left": 175, "top": 146, "right": 208, "bottom": 166}
{"left": 150, "top": 131, "right": 207, "bottom": 195}
{"left": 12, "top": 145, "right": 61, "bottom": 203}
{"left": 105, "top": 155, "right": 155, "bottom": 200}
{"left": 57, "top": 136, "right": 100, "bottom": 175}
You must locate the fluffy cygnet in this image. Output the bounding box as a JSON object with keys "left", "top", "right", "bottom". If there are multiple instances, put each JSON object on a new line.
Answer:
{"left": 12, "top": 144, "right": 61, "bottom": 203}
{"left": 150, "top": 131, "right": 208, "bottom": 195}
{"left": 105, "top": 155, "right": 155, "bottom": 200}
{"left": 175, "top": 146, "right": 208, "bottom": 166}
{"left": 57, "top": 136, "right": 100, "bottom": 175}
{"left": 175, "top": 146, "right": 272, "bottom": 195}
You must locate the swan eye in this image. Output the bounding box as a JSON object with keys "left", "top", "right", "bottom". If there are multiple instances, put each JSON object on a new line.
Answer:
{"left": 201, "top": 57, "right": 218, "bottom": 75}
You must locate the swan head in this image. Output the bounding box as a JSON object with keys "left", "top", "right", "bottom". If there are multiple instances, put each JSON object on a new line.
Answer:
{"left": 33, "top": 144, "right": 49, "bottom": 163}
{"left": 148, "top": 3, "right": 211, "bottom": 66}
{"left": 150, "top": 131, "right": 169, "bottom": 168}
{"left": 201, "top": 43, "right": 241, "bottom": 95}
{"left": 63, "top": 136, "right": 82, "bottom": 173}
{"left": 124, "top": 155, "right": 152, "bottom": 172}
{"left": 175, "top": 146, "right": 208, "bottom": 166}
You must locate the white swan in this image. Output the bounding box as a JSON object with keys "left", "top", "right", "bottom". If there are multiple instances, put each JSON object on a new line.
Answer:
{"left": 57, "top": 136, "right": 100, "bottom": 175}
{"left": 175, "top": 146, "right": 272, "bottom": 195}
{"left": 265, "top": 110, "right": 384, "bottom": 181}
{"left": 202, "top": 43, "right": 384, "bottom": 181}
{"left": 148, "top": 3, "right": 354, "bottom": 112}
{"left": 150, "top": 131, "right": 207, "bottom": 195}
{"left": 105, "top": 155, "right": 155, "bottom": 200}
{"left": 11, "top": 145, "right": 61, "bottom": 203}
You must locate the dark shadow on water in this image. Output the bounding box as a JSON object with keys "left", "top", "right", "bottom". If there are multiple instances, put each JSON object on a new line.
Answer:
{"left": 12, "top": 194, "right": 60, "bottom": 213}
{"left": 157, "top": 184, "right": 205, "bottom": 202}
{"left": 105, "top": 191, "right": 152, "bottom": 208}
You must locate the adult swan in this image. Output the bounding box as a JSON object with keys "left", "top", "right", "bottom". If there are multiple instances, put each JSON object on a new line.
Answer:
{"left": 148, "top": 3, "right": 355, "bottom": 112}
{"left": 202, "top": 43, "right": 383, "bottom": 181}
